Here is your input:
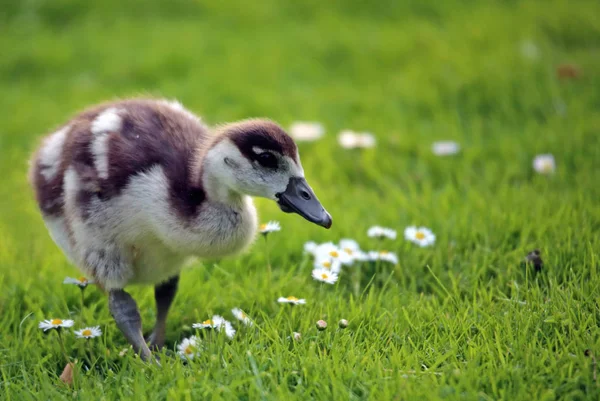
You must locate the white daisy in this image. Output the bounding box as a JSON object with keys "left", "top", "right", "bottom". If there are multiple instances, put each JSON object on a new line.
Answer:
{"left": 39, "top": 318, "right": 75, "bottom": 331}
{"left": 355, "top": 133, "right": 376, "bottom": 148}
{"left": 289, "top": 122, "right": 325, "bottom": 142}
{"left": 368, "top": 250, "right": 399, "bottom": 264}
{"left": 367, "top": 226, "right": 397, "bottom": 240}
{"left": 303, "top": 241, "right": 319, "bottom": 255}
{"left": 63, "top": 276, "right": 93, "bottom": 288}
{"left": 404, "top": 226, "right": 436, "bottom": 247}
{"left": 259, "top": 221, "right": 281, "bottom": 235}
{"left": 231, "top": 308, "right": 253, "bottom": 326}
{"left": 277, "top": 296, "right": 306, "bottom": 305}
{"left": 339, "top": 239, "right": 368, "bottom": 262}
{"left": 193, "top": 315, "right": 236, "bottom": 338}
{"left": 212, "top": 315, "right": 236, "bottom": 339}
{"left": 533, "top": 154, "right": 556, "bottom": 174}
{"left": 432, "top": 141, "right": 460, "bottom": 156}
{"left": 192, "top": 318, "right": 215, "bottom": 329}
{"left": 338, "top": 131, "right": 357, "bottom": 148}
{"left": 177, "top": 335, "right": 201, "bottom": 360}
{"left": 312, "top": 268, "right": 339, "bottom": 284}
{"left": 314, "top": 242, "right": 353, "bottom": 266}
{"left": 338, "top": 130, "right": 376, "bottom": 149}
{"left": 74, "top": 326, "right": 102, "bottom": 339}
{"left": 313, "top": 257, "right": 342, "bottom": 273}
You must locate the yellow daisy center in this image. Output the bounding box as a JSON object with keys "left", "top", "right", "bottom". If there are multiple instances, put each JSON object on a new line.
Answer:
{"left": 329, "top": 251, "right": 339, "bottom": 258}
{"left": 202, "top": 319, "right": 212, "bottom": 325}
{"left": 541, "top": 161, "right": 553, "bottom": 172}
{"left": 184, "top": 346, "right": 193, "bottom": 355}
{"left": 286, "top": 296, "right": 298, "bottom": 301}
{"left": 322, "top": 261, "right": 332, "bottom": 268}
{"left": 241, "top": 312, "right": 247, "bottom": 319}
{"left": 82, "top": 329, "right": 92, "bottom": 337}
{"left": 51, "top": 319, "right": 63, "bottom": 325}
{"left": 344, "top": 248, "right": 353, "bottom": 255}
{"left": 78, "top": 276, "right": 88, "bottom": 283}
{"left": 415, "top": 231, "right": 426, "bottom": 240}
{"left": 260, "top": 224, "right": 267, "bottom": 231}
{"left": 380, "top": 250, "right": 389, "bottom": 255}
{"left": 321, "top": 273, "right": 329, "bottom": 279}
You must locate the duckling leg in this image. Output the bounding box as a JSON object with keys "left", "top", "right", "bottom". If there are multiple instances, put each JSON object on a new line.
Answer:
{"left": 108, "top": 289, "right": 152, "bottom": 361}
{"left": 147, "top": 275, "right": 179, "bottom": 350}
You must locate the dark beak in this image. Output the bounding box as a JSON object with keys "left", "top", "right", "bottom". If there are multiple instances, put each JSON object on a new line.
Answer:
{"left": 276, "top": 177, "right": 332, "bottom": 229}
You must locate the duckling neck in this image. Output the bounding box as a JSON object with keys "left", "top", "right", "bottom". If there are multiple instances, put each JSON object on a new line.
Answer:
{"left": 198, "top": 146, "right": 246, "bottom": 207}
{"left": 202, "top": 170, "right": 245, "bottom": 206}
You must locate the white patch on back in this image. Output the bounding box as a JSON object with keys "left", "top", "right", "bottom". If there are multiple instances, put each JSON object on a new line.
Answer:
{"left": 90, "top": 107, "right": 121, "bottom": 179}
{"left": 91, "top": 107, "right": 121, "bottom": 135}
{"left": 157, "top": 99, "right": 202, "bottom": 123}
{"left": 91, "top": 134, "right": 111, "bottom": 179}
{"left": 39, "top": 125, "right": 70, "bottom": 180}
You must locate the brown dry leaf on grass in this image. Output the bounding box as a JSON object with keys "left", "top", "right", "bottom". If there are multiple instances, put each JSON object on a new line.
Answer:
{"left": 60, "top": 362, "right": 75, "bottom": 385}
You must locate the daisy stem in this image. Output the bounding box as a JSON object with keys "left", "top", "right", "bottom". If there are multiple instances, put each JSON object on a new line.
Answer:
{"left": 264, "top": 235, "right": 272, "bottom": 280}
{"left": 353, "top": 263, "right": 361, "bottom": 298}
{"left": 80, "top": 288, "right": 85, "bottom": 316}
{"left": 56, "top": 330, "right": 70, "bottom": 365}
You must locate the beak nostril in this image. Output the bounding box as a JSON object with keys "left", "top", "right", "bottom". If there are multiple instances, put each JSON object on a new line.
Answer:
{"left": 300, "top": 190, "right": 311, "bottom": 200}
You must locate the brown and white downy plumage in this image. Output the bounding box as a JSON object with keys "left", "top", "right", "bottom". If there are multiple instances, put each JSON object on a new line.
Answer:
{"left": 29, "top": 98, "right": 332, "bottom": 360}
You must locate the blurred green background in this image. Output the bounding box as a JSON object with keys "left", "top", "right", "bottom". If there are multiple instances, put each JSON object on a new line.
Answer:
{"left": 1, "top": 0, "right": 600, "bottom": 400}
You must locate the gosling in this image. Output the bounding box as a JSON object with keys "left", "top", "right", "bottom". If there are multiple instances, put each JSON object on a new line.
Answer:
{"left": 29, "top": 98, "right": 332, "bottom": 359}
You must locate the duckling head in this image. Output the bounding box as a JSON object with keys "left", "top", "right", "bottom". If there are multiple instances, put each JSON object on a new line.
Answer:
{"left": 203, "top": 119, "right": 332, "bottom": 229}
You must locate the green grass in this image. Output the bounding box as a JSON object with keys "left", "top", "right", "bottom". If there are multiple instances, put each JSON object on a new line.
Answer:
{"left": 1, "top": 0, "right": 600, "bottom": 399}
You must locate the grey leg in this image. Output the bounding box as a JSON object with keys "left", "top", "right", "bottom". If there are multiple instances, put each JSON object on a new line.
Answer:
{"left": 108, "top": 289, "right": 152, "bottom": 361}
{"left": 147, "top": 275, "right": 179, "bottom": 350}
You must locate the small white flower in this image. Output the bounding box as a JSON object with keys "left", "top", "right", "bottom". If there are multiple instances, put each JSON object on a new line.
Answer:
{"left": 314, "top": 257, "right": 342, "bottom": 273}
{"left": 533, "top": 154, "right": 555, "bottom": 174}
{"left": 338, "top": 131, "right": 357, "bottom": 148}
{"left": 177, "top": 335, "right": 201, "bottom": 360}
{"left": 368, "top": 250, "right": 399, "bottom": 264}
{"left": 193, "top": 315, "right": 236, "bottom": 338}
{"left": 303, "top": 241, "right": 318, "bottom": 255}
{"left": 74, "top": 326, "right": 102, "bottom": 339}
{"left": 277, "top": 296, "right": 306, "bottom": 305}
{"left": 520, "top": 39, "right": 540, "bottom": 60}
{"left": 63, "top": 276, "right": 94, "bottom": 288}
{"left": 339, "top": 239, "right": 368, "bottom": 262}
{"left": 289, "top": 122, "right": 325, "bottom": 142}
{"left": 39, "top": 318, "right": 74, "bottom": 331}
{"left": 212, "top": 315, "right": 236, "bottom": 338}
{"left": 432, "top": 141, "right": 460, "bottom": 156}
{"left": 312, "top": 268, "right": 339, "bottom": 284}
{"left": 259, "top": 221, "right": 281, "bottom": 234}
{"left": 192, "top": 318, "right": 215, "bottom": 329}
{"left": 367, "top": 226, "right": 397, "bottom": 240}
{"left": 355, "top": 133, "right": 376, "bottom": 148}
{"left": 338, "top": 130, "right": 376, "bottom": 149}
{"left": 314, "top": 242, "right": 353, "bottom": 266}
{"left": 231, "top": 308, "right": 253, "bottom": 326}
{"left": 404, "top": 226, "right": 436, "bottom": 247}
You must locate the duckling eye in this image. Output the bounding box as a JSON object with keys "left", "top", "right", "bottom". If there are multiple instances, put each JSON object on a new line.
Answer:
{"left": 256, "top": 152, "right": 278, "bottom": 169}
